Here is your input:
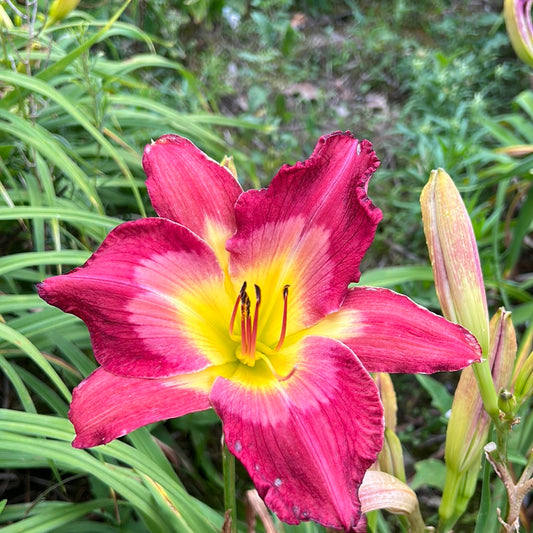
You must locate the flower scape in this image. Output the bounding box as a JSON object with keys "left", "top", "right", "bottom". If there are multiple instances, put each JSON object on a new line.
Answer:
{"left": 38, "top": 131, "right": 481, "bottom": 531}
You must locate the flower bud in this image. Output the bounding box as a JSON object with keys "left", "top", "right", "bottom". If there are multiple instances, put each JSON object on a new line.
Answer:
{"left": 46, "top": 0, "right": 80, "bottom": 27}
{"left": 374, "top": 373, "right": 397, "bottom": 431}
{"left": 504, "top": 0, "right": 533, "bottom": 67}
{"left": 0, "top": 5, "right": 13, "bottom": 29}
{"left": 498, "top": 389, "right": 517, "bottom": 420}
{"left": 489, "top": 308, "right": 516, "bottom": 396}
{"left": 378, "top": 428, "right": 406, "bottom": 483}
{"left": 513, "top": 350, "right": 533, "bottom": 407}
{"left": 420, "top": 168, "right": 489, "bottom": 354}
{"left": 374, "top": 373, "right": 406, "bottom": 482}
{"left": 220, "top": 155, "right": 238, "bottom": 180}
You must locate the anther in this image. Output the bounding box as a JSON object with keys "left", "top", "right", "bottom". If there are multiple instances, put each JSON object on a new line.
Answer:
{"left": 229, "top": 281, "right": 247, "bottom": 335}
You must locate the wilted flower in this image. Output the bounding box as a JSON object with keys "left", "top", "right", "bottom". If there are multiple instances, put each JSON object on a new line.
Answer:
{"left": 39, "top": 132, "right": 480, "bottom": 531}
{"left": 359, "top": 471, "right": 426, "bottom": 532}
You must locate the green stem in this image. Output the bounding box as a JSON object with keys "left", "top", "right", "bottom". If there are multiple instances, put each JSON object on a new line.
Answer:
{"left": 471, "top": 359, "right": 500, "bottom": 423}
{"left": 222, "top": 439, "right": 237, "bottom": 533}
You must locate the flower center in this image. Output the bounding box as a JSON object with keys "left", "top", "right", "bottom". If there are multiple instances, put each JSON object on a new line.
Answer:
{"left": 229, "top": 281, "right": 289, "bottom": 368}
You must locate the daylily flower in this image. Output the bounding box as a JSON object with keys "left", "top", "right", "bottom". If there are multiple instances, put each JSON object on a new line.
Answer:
{"left": 38, "top": 132, "right": 481, "bottom": 531}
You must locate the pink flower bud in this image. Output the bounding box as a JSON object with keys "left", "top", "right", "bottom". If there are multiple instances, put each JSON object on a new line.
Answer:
{"left": 421, "top": 168, "right": 489, "bottom": 354}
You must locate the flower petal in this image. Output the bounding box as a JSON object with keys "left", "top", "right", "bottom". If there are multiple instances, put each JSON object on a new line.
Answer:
{"left": 38, "top": 218, "right": 234, "bottom": 379}
{"left": 210, "top": 336, "right": 384, "bottom": 530}
{"left": 69, "top": 367, "right": 213, "bottom": 448}
{"left": 227, "top": 131, "right": 382, "bottom": 332}
{"left": 143, "top": 135, "right": 243, "bottom": 267}
{"left": 313, "top": 287, "right": 481, "bottom": 373}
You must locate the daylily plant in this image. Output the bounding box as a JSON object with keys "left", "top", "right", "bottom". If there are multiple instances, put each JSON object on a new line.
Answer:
{"left": 39, "top": 131, "right": 481, "bottom": 531}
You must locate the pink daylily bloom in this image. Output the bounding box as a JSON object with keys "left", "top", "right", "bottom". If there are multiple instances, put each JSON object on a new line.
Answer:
{"left": 38, "top": 131, "right": 481, "bottom": 531}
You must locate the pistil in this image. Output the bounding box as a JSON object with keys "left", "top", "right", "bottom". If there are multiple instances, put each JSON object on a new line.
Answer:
{"left": 250, "top": 285, "right": 261, "bottom": 354}
{"left": 240, "top": 289, "right": 252, "bottom": 357}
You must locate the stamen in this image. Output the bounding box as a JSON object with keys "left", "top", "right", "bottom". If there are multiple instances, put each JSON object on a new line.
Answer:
{"left": 229, "top": 281, "right": 247, "bottom": 335}
{"left": 275, "top": 285, "right": 290, "bottom": 351}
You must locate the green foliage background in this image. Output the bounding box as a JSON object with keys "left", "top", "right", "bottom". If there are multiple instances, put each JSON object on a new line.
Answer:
{"left": 0, "top": 1, "right": 531, "bottom": 532}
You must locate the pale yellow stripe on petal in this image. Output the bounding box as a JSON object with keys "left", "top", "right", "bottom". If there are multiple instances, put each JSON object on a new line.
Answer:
{"left": 163, "top": 362, "right": 239, "bottom": 394}
{"left": 291, "top": 304, "right": 362, "bottom": 346}
{"left": 176, "top": 277, "right": 238, "bottom": 366}
{"left": 204, "top": 217, "right": 233, "bottom": 276}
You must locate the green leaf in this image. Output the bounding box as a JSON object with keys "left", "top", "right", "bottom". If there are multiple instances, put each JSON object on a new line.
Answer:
{"left": 358, "top": 265, "right": 434, "bottom": 287}
{"left": 473, "top": 457, "right": 496, "bottom": 533}
{"left": 415, "top": 374, "right": 453, "bottom": 415}
{"left": 410, "top": 458, "right": 447, "bottom": 491}
{"left": 0, "top": 410, "right": 223, "bottom": 531}
{"left": 0, "top": 70, "right": 145, "bottom": 217}
{"left": 0, "top": 251, "right": 90, "bottom": 278}
{"left": 0, "top": 500, "right": 114, "bottom": 533}
{"left": 504, "top": 184, "right": 533, "bottom": 272}
{"left": 0, "top": 322, "right": 71, "bottom": 401}
{"left": 0, "top": 206, "right": 119, "bottom": 230}
{"left": 0, "top": 354, "right": 36, "bottom": 413}
{"left": 0, "top": 109, "right": 102, "bottom": 213}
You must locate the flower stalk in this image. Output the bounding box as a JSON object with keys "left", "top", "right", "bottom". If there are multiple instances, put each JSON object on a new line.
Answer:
{"left": 222, "top": 439, "right": 237, "bottom": 533}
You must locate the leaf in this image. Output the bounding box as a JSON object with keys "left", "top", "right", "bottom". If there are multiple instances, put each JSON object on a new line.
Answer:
{"left": 0, "top": 109, "right": 102, "bottom": 212}
{"left": 0, "top": 322, "right": 71, "bottom": 401}
{"left": 0, "top": 251, "right": 91, "bottom": 278}
{"left": 0, "top": 70, "right": 145, "bottom": 216}
{"left": 410, "top": 458, "right": 447, "bottom": 491}
{"left": 0, "top": 500, "right": 114, "bottom": 533}
{"left": 415, "top": 374, "right": 453, "bottom": 415}
{"left": 358, "top": 266, "right": 434, "bottom": 287}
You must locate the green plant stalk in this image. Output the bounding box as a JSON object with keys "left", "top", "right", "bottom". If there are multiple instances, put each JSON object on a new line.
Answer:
{"left": 222, "top": 440, "right": 237, "bottom": 533}
{"left": 439, "top": 461, "right": 480, "bottom": 532}
{"left": 471, "top": 359, "right": 500, "bottom": 423}
{"left": 471, "top": 358, "right": 513, "bottom": 463}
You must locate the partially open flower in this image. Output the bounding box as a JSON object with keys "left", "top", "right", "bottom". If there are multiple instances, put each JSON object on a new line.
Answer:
{"left": 504, "top": 0, "right": 533, "bottom": 67}
{"left": 39, "top": 133, "right": 480, "bottom": 531}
